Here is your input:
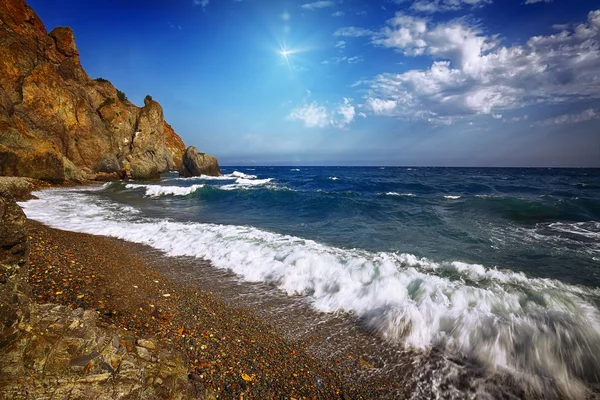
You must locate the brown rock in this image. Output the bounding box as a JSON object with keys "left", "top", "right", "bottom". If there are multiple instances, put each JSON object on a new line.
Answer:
{"left": 0, "top": 193, "right": 29, "bottom": 266}
{"left": 179, "top": 146, "right": 221, "bottom": 177}
{"left": 165, "top": 121, "right": 186, "bottom": 170}
{"left": 0, "top": 0, "right": 188, "bottom": 183}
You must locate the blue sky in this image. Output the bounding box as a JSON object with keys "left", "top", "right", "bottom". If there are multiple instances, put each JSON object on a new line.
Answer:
{"left": 28, "top": 0, "right": 600, "bottom": 166}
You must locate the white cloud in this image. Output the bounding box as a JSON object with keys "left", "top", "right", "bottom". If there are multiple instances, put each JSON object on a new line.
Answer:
{"left": 367, "top": 98, "right": 397, "bottom": 115}
{"left": 347, "top": 9, "right": 600, "bottom": 123}
{"left": 301, "top": 1, "right": 334, "bottom": 10}
{"left": 525, "top": 0, "right": 552, "bottom": 4}
{"left": 334, "top": 27, "right": 375, "bottom": 37}
{"left": 537, "top": 108, "right": 600, "bottom": 126}
{"left": 287, "top": 99, "right": 356, "bottom": 128}
{"left": 335, "top": 40, "right": 346, "bottom": 49}
{"left": 322, "top": 55, "right": 363, "bottom": 65}
{"left": 410, "top": 0, "right": 492, "bottom": 13}
{"left": 287, "top": 102, "right": 329, "bottom": 127}
{"left": 335, "top": 98, "right": 356, "bottom": 127}
{"left": 193, "top": 0, "right": 210, "bottom": 10}
{"left": 504, "top": 115, "right": 529, "bottom": 123}
{"left": 332, "top": 11, "right": 345, "bottom": 17}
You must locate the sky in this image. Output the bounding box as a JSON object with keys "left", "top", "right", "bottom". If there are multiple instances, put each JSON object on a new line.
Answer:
{"left": 28, "top": 0, "right": 600, "bottom": 167}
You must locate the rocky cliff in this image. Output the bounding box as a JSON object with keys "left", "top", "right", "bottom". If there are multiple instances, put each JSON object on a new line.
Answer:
{"left": 0, "top": 0, "right": 188, "bottom": 182}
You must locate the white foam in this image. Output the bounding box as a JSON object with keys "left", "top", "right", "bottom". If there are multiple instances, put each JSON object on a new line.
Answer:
{"left": 329, "top": 177, "right": 339, "bottom": 181}
{"left": 220, "top": 177, "right": 274, "bottom": 190}
{"left": 231, "top": 171, "right": 257, "bottom": 179}
{"left": 290, "top": 168, "right": 300, "bottom": 172}
{"left": 19, "top": 188, "right": 600, "bottom": 398}
{"left": 444, "top": 195, "right": 461, "bottom": 200}
{"left": 548, "top": 222, "right": 600, "bottom": 239}
{"left": 125, "top": 184, "right": 204, "bottom": 197}
{"left": 385, "top": 192, "right": 416, "bottom": 197}
{"left": 175, "top": 171, "right": 257, "bottom": 181}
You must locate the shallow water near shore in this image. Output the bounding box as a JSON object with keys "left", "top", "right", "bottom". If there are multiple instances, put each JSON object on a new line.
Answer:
{"left": 20, "top": 167, "right": 600, "bottom": 398}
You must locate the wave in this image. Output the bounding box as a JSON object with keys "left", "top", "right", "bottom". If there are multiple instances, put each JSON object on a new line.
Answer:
{"left": 220, "top": 177, "right": 274, "bottom": 190}
{"left": 329, "top": 177, "right": 339, "bottom": 181}
{"left": 452, "top": 195, "right": 600, "bottom": 223}
{"left": 443, "top": 195, "right": 461, "bottom": 199}
{"left": 124, "top": 183, "right": 205, "bottom": 197}
{"left": 231, "top": 171, "right": 257, "bottom": 179}
{"left": 384, "top": 192, "right": 416, "bottom": 197}
{"left": 175, "top": 170, "right": 257, "bottom": 181}
{"left": 20, "top": 187, "right": 600, "bottom": 398}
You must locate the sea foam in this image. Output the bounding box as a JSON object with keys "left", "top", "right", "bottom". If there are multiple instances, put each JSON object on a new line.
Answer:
{"left": 20, "top": 187, "right": 600, "bottom": 398}
{"left": 125, "top": 183, "right": 205, "bottom": 197}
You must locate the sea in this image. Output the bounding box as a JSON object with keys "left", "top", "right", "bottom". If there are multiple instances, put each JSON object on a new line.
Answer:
{"left": 20, "top": 167, "right": 600, "bottom": 399}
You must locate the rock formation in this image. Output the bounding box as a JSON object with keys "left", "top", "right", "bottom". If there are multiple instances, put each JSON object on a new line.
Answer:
{"left": 165, "top": 122, "right": 186, "bottom": 170}
{"left": 0, "top": 181, "right": 196, "bottom": 399}
{"left": 0, "top": 0, "right": 199, "bottom": 182}
{"left": 179, "top": 146, "right": 222, "bottom": 177}
{"left": 0, "top": 189, "right": 29, "bottom": 266}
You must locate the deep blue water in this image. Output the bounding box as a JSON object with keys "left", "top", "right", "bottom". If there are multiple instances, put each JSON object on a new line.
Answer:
{"left": 108, "top": 166, "right": 600, "bottom": 287}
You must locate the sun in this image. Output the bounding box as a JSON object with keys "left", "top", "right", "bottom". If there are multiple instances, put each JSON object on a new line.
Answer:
{"left": 280, "top": 49, "right": 290, "bottom": 58}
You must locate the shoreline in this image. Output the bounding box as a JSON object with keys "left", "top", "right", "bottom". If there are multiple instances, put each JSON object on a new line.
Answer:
{"left": 25, "top": 219, "right": 393, "bottom": 398}
{"left": 10, "top": 177, "right": 598, "bottom": 399}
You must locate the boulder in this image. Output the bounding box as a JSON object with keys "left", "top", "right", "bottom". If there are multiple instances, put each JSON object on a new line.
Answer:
{"left": 179, "top": 146, "right": 221, "bottom": 177}
{"left": 0, "top": 193, "right": 29, "bottom": 266}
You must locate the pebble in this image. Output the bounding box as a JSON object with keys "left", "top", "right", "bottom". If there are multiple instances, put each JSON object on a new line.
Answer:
{"left": 26, "top": 221, "right": 392, "bottom": 399}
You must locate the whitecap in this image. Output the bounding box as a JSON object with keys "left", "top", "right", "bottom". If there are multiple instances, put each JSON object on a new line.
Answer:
{"left": 125, "top": 184, "right": 204, "bottom": 197}
{"left": 385, "top": 192, "right": 416, "bottom": 197}
{"left": 444, "top": 195, "right": 461, "bottom": 200}
{"left": 329, "top": 177, "right": 339, "bottom": 181}
{"left": 231, "top": 171, "right": 257, "bottom": 179}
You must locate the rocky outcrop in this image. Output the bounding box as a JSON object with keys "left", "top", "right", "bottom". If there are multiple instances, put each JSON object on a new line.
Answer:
{"left": 0, "top": 190, "right": 196, "bottom": 399}
{"left": 165, "top": 122, "right": 186, "bottom": 170}
{"left": 0, "top": 190, "right": 29, "bottom": 266}
{"left": 0, "top": 0, "right": 192, "bottom": 182}
{"left": 179, "top": 146, "right": 222, "bottom": 177}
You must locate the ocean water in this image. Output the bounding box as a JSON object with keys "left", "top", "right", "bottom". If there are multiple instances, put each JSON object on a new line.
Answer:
{"left": 20, "top": 167, "right": 600, "bottom": 398}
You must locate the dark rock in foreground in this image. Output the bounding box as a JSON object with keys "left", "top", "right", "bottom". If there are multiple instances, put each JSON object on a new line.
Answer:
{"left": 179, "top": 146, "right": 221, "bottom": 177}
{"left": 0, "top": 188, "right": 195, "bottom": 399}
{"left": 0, "top": 187, "right": 29, "bottom": 266}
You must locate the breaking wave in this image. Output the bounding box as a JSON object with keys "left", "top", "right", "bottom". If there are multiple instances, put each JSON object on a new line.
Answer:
{"left": 20, "top": 187, "right": 600, "bottom": 399}
{"left": 124, "top": 183, "right": 205, "bottom": 197}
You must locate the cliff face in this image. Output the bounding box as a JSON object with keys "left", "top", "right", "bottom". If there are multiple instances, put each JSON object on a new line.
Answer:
{"left": 0, "top": 0, "right": 187, "bottom": 182}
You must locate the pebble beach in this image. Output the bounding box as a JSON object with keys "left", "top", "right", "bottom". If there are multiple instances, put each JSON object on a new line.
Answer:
{"left": 26, "top": 220, "right": 397, "bottom": 399}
